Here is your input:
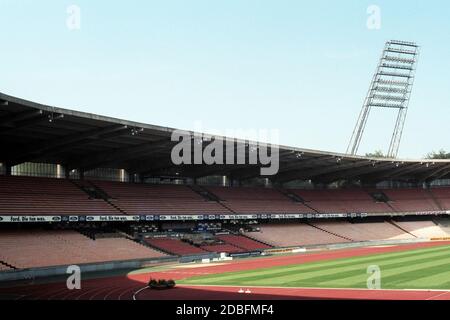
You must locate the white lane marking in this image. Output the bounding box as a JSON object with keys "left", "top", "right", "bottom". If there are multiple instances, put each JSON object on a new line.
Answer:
{"left": 132, "top": 286, "right": 149, "bottom": 301}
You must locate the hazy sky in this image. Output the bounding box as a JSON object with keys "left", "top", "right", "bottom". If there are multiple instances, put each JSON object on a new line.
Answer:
{"left": 1, "top": 0, "right": 449, "bottom": 159}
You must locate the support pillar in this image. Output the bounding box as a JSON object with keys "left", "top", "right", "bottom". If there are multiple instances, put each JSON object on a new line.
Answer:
{"left": 4, "top": 164, "right": 12, "bottom": 176}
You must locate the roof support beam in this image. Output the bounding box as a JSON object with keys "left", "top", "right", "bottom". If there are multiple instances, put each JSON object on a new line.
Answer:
{"left": 0, "top": 110, "right": 43, "bottom": 127}
{"left": 389, "top": 163, "right": 427, "bottom": 177}
{"left": 360, "top": 162, "right": 426, "bottom": 182}
{"left": 314, "top": 162, "right": 389, "bottom": 183}
{"left": 276, "top": 156, "right": 337, "bottom": 174}
{"left": 418, "top": 163, "right": 450, "bottom": 182}
{"left": 356, "top": 163, "right": 411, "bottom": 182}
{"left": 432, "top": 167, "right": 450, "bottom": 181}
{"left": 274, "top": 160, "right": 373, "bottom": 183}
{"left": 177, "top": 148, "right": 293, "bottom": 180}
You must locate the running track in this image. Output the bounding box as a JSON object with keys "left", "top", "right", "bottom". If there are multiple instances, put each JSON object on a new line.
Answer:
{"left": 1, "top": 241, "right": 450, "bottom": 300}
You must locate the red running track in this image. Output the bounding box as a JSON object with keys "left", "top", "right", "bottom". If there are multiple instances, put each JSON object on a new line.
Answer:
{"left": 1, "top": 241, "right": 450, "bottom": 300}
{"left": 136, "top": 285, "right": 450, "bottom": 300}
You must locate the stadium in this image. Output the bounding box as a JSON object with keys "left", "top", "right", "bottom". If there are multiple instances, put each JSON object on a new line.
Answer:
{"left": 1, "top": 86, "right": 450, "bottom": 301}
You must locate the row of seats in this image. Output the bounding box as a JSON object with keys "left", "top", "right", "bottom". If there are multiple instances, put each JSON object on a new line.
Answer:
{"left": 292, "top": 188, "right": 445, "bottom": 213}
{"left": 207, "top": 186, "right": 314, "bottom": 214}
{"left": 95, "top": 181, "right": 230, "bottom": 215}
{"left": 0, "top": 230, "right": 167, "bottom": 269}
{"left": 429, "top": 189, "right": 450, "bottom": 208}
{"left": 245, "top": 220, "right": 450, "bottom": 247}
{"left": 144, "top": 238, "right": 207, "bottom": 256}
{"left": 144, "top": 234, "right": 272, "bottom": 256}
{"left": 1, "top": 219, "right": 449, "bottom": 270}
{"left": 2, "top": 175, "right": 450, "bottom": 215}
{"left": 216, "top": 234, "right": 272, "bottom": 251}
{"left": 393, "top": 220, "right": 450, "bottom": 238}
{"left": 382, "top": 189, "right": 442, "bottom": 212}
{"left": 207, "top": 186, "right": 450, "bottom": 214}
{"left": 199, "top": 244, "right": 245, "bottom": 254}
{"left": 0, "top": 176, "right": 119, "bottom": 216}
{"left": 246, "top": 223, "right": 351, "bottom": 247}
{"left": 312, "top": 221, "right": 413, "bottom": 241}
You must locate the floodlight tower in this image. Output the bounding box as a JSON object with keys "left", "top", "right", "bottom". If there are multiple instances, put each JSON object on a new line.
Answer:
{"left": 346, "top": 40, "right": 420, "bottom": 158}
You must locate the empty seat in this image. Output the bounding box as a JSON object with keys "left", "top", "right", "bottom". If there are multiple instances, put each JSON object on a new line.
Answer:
{"left": 245, "top": 223, "right": 350, "bottom": 247}
{"left": 0, "top": 176, "right": 119, "bottom": 216}
{"left": 94, "top": 181, "right": 230, "bottom": 215}
{"left": 144, "top": 238, "right": 207, "bottom": 255}
{"left": 383, "top": 189, "right": 441, "bottom": 212}
{"left": 313, "top": 221, "right": 413, "bottom": 241}
{"left": 293, "top": 189, "right": 393, "bottom": 213}
{"left": 0, "top": 230, "right": 167, "bottom": 269}
{"left": 200, "top": 244, "right": 245, "bottom": 254}
{"left": 207, "top": 186, "right": 314, "bottom": 214}
{"left": 216, "top": 234, "right": 272, "bottom": 250}
{"left": 393, "top": 220, "right": 450, "bottom": 238}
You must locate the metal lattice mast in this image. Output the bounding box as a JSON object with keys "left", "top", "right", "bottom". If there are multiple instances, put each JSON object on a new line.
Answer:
{"left": 346, "top": 40, "right": 420, "bottom": 158}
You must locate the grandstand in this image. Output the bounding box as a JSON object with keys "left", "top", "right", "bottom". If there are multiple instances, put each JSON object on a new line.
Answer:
{"left": 0, "top": 175, "right": 119, "bottom": 216}
{"left": 0, "top": 229, "right": 167, "bottom": 269}
{"left": 3, "top": 175, "right": 450, "bottom": 217}
{"left": 1, "top": 92, "right": 450, "bottom": 279}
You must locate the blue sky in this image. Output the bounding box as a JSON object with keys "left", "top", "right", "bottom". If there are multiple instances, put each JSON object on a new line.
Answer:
{"left": 1, "top": 0, "right": 449, "bottom": 158}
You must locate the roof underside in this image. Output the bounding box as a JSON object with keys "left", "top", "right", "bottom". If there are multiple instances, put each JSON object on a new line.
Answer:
{"left": 1, "top": 92, "right": 449, "bottom": 184}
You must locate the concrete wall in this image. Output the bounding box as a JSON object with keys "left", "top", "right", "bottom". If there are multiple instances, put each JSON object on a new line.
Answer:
{"left": 0, "top": 256, "right": 178, "bottom": 282}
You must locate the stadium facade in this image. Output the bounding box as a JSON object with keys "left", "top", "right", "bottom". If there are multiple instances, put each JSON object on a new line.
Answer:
{"left": 2, "top": 91, "right": 450, "bottom": 186}
{"left": 1, "top": 92, "right": 450, "bottom": 285}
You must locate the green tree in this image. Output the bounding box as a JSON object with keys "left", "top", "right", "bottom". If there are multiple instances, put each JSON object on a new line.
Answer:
{"left": 426, "top": 149, "right": 450, "bottom": 159}
{"left": 365, "top": 150, "right": 387, "bottom": 158}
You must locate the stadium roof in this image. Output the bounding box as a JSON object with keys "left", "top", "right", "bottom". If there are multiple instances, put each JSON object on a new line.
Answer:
{"left": 1, "top": 91, "right": 450, "bottom": 184}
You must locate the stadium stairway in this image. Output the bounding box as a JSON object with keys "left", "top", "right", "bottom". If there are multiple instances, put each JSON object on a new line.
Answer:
{"left": 89, "top": 181, "right": 129, "bottom": 215}
{"left": 70, "top": 180, "right": 128, "bottom": 215}
{"left": 240, "top": 234, "right": 274, "bottom": 249}
{"left": 134, "top": 238, "right": 169, "bottom": 256}
{"left": 216, "top": 234, "right": 273, "bottom": 251}
{"left": 188, "top": 185, "right": 236, "bottom": 213}
{"left": 306, "top": 221, "right": 354, "bottom": 242}
{"left": 366, "top": 190, "right": 397, "bottom": 213}
{"left": 276, "top": 187, "right": 306, "bottom": 203}
{"left": 0, "top": 260, "right": 17, "bottom": 271}
{"left": 275, "top": 187, "right": 320, "bottom": 213}
{"left": 385, "top": 201, "right": 398, "bottom": 213}
{"left": 426, "top": 189, "right": 445, "bottom": 211}
{"left": 387, "top": 220, "right": 418, "bottom": 238}
{"left": 243, "top": 233, "right": 277, "bottom": 248}
{"left": 143, "top": 238, "right": 207, "bottom": 256}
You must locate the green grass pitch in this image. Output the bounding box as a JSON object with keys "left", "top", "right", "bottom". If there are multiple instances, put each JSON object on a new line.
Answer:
{"left": 179, "top": 245, "right": 450, "bottom": 290}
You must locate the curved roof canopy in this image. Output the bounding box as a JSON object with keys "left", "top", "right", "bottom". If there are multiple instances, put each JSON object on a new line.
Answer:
{"left": 1, "top": 92, "right": 449, "bottom": 184}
